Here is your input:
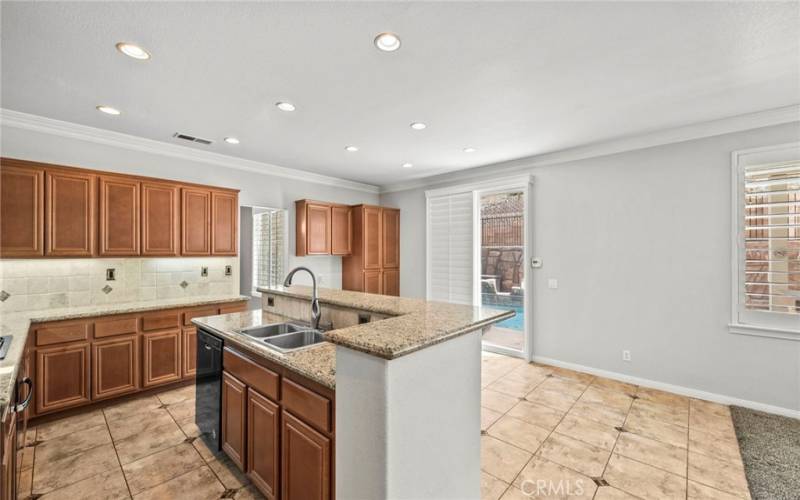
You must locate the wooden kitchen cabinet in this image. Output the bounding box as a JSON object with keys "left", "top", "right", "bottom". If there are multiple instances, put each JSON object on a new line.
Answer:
{"left": 182, "top": 326, "right": 197, "bottom": 379}
{"left": 35, "top": 343, "right": 91, "bottom": 414}
{"left": 282, "top": 411, "right": 331, "bottom": 500}
{"left": 295, "top": 200, "right": 331, "bottom": 256}
{"left": 1, "top": 409, "right": 16, "bottom": 500}
{"left": 99, "top": 175, "right": 140, "bottom": 256}
{"left": 142, "top": 329, "right": 182, "bottom": 387}
{"left": 363, "top": 270, "right": 382, "bottom": 295}
{"left": 382, "top": 268, "right": 400, "bottom": 297}
{"left": 222, "top": 371, "right": 248, "bottom": 471}
{"left": 362, "top": 206, "right": 382, "bottom": 269}
{"left": 382, "top": 208, "right": 400, "bottom": 269}
{"left": 92, "top": 335, "right": 139, "bottom": 400}
{"left": 141, "top": 182, "right": 180, "bottom": 256}
{"left": 181, "top": 188, "right": 211, "bottom": 255}
{"left": 212, "top": 190, "right": 238, "bottom": 255}
{"left": 247, "top": 389, "right": 280, "bottom": 499}
{"left": 45, "top": 170, "right": 95, "bottom": 256}
{"left": 0, "top": 161, "right": 44, "bottom": 257}
{"left": 331, "top": 205, "right": 352, "bottom": 255}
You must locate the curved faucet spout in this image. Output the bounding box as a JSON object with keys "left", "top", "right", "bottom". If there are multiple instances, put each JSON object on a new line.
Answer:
{"left": 283, "top": 267, "right": 321, "bottom": 330}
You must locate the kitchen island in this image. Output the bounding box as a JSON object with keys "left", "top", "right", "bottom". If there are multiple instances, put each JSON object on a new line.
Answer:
{"left": 193, "top": 285, "right": 513, "bottom": 500}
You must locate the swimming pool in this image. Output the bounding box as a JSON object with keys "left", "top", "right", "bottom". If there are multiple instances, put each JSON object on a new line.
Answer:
{"left": 489, "top": 304, "right": 525, "bottom": 331}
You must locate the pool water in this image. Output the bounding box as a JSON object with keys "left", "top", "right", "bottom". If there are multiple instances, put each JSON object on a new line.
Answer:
{"left": 489, "top": 305, "right": 524, "bottom": 331}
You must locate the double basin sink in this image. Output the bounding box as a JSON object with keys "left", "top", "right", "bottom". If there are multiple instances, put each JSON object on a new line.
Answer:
{"left": 238, "top": 322, "right": 325, "bottom": 353}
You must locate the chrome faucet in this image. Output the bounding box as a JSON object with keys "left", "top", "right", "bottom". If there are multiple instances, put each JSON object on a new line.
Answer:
{"left": 283, "top": 267, "right": 321, "bottom": 330}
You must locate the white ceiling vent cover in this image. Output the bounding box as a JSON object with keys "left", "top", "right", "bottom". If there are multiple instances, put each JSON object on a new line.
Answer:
{"left": 172, "top": 132, "right": 213, "bottom": 145}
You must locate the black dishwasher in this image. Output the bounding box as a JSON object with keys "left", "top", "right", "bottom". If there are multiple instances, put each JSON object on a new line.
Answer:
{"left": 195, "top": 328, "right": 223, "bottom": 451}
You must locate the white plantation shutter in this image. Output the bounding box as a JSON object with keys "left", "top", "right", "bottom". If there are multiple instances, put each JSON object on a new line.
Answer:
{"left": 427, "top": 191, "right": 475, "bottom": 305}
{"left": 252, "top": 209, "right": 285, "bottom": 291}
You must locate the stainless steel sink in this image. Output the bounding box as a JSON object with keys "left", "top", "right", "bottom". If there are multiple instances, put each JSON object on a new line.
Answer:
{"left": 239, "top": 323, "right": 307, "bottom": 338}
{"left": 263, "top": 330, "right": 326, "bottom": 353}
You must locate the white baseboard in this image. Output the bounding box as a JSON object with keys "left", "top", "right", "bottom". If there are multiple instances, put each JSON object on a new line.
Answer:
{"left": 532, "top": 355, "right": 800, "bottom": 420}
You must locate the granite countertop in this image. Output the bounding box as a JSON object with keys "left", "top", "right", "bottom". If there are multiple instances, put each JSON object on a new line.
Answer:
{"left": 258, "top": 285, "right": 514, "bottom": 360}
{"left": 0, "top": 294, "right": 250, "bottom": 417}
{"left": 192, "top": 310, "right": 336, "bottom": 390}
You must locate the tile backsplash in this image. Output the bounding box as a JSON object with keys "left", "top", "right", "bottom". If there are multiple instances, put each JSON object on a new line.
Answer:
{"left": 0, "top": 257, "right": 239, "bottom": 313}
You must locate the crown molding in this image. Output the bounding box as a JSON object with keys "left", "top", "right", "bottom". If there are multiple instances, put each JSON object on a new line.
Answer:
{"left": 0, "top": 108, "right": 380, "bottom": 194}
{"left": 381, "top": 104, "right": 800, "bottom": 194}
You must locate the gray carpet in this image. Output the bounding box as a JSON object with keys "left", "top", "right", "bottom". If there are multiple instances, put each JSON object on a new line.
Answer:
{"left": 730, "top": 406, "right": 800, "bottom": 500}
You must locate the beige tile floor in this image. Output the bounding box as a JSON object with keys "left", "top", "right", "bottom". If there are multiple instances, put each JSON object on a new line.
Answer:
{"left": 18, "top": 353, "right": 751, "bottom": 500}
{"left": 480, "top": 352, "right": 751, "bottom": 500}
{"left": 18, "top": 384, "right": 265, "bottom": 500}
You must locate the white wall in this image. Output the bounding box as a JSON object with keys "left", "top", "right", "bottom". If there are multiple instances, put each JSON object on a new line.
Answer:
{"left": 0, "top": 125, "right": 379, "bottom": 288}
{"left": 381, "top": 122, "right": 800, "bottom": 413}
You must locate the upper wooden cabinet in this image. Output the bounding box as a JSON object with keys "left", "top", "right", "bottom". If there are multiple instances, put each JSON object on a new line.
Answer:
{"left": 0, "top": 158, "right": 238, "bottom": 259}
{"left": 46, "top": 170, "right": 95, "bottom": 256}
{"left": 99, "top": 176, "right": 140, "bottom": 256}
{"left": 142, "top": 182, "right": 179, "bottom": 256}
{"left": 331, "top": 205, "right": 352, "bottom": 255}
{"left": 0, "top": 161, "right": 44, "bottom": 257}
{"left": 182, "top": 188, "right": 211, "bottom": 256}
{"left": 382, "top": 208, "right": 400, "bottom": 269}
{"left": 342, "top": 205, "right": 400, "bottom": 296}
{"left": 295, "top": 200, "right": 331, "bottom": 256}
{"left": 212, "top": 190, "right": 238, "bottom": 255}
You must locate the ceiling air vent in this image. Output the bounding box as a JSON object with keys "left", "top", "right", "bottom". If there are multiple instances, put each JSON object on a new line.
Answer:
{"left": 172, "top": 132, "right": 213, "bottom": 145}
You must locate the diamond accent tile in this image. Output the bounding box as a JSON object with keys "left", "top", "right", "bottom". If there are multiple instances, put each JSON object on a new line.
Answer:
{"left": 102, "top": 285, "right": 113, "bottom": 294}
{"left": 0, "top": 290, "right": 10, "bottom": 302}
{"left": 180, "top": 280, "right": 189, "bottom": 289}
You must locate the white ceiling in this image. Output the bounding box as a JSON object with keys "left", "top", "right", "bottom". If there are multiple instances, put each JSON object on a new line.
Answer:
{"left": 2, "top": 2, "right": 799, "bottom": 187}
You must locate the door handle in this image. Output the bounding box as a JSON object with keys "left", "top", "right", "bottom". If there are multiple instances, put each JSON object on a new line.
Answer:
{"left": 15, "top": 377, "right": 33, "bottom": 413}
{"left": 204, "top": 344, "right": 212, "bottom": 350}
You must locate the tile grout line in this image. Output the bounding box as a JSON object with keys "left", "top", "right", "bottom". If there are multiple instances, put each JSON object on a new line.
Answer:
{"left": 101, "top": 405, "right": 135, "bottom": 499}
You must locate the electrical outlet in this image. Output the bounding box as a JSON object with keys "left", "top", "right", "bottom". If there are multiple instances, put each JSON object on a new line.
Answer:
{"left": 106, "top": 268, "right": 116, "bottom": 281}
{"left": 201, "top": 266, "right": 208, "bottom": 277}
{"left": 547, "top": 278, "right": 558, "bottom": 289}
{"left": 224, "top": 265, "right": 232, "bottom": 276}
{"left": 622, "top": 350, "right": 631, "bottom": 362}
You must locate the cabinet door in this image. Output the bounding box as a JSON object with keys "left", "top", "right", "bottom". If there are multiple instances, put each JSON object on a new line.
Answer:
{"left": 211, "top": 191, "right": 238, "bottom": 255}
{"left": 306, "top": 203, "right": 331, "bottom": 255}
{"left": 99, "top": 176, "right": 139, "bottom": 256}
{"left": 45, "top": 170, "right": 95, "bottom": 256}
{"left": 181, "top": 188, "right": 211, "bottom": 255}
{"left": 142, "top": 330, "right": 182, "bottom": 387}
{"left": 182, "top": 326, "right": 197, "bottom": 379}
{"left": 381, "top": 208, "right": 400, "bottom": 269}
{"left": 1, "top": 411, "right": 16, "bottom": 500}
{"left": 248, "top": 390, "right": 280, "bottom": 498}
{"left": 363, "top": 206, "right": 382, "bottom": 269}
{"left": 382, "top": 268, "right": 400, "bottom": 297}
{"left": 141, "top": 182, "right": 179, "bottom": 256}
{"left": 222, "top": 371, "right": 247, "bottom": 471}
{"left": 330, "top": 205, "right": 352, "bottom": 255}
{"left": 35, "top": 343, "right": 91, "bottom": 414}
{"left": 92, "top": 335, "right": 139, "bottom": 400}
{"left": 0, "top": 163, "right": 44, "bottom": 257}
{"left": 282, "top": 411, "right": 331, "bottom": 500}
{"left": 363, "top": 270, "right": 382, "bottom": 295}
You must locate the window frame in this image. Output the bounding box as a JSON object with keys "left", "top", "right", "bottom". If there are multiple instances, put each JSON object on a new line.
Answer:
{"left": 250, "top": 206, "right": 289, "bottom": 297}
{"left": 729, "top": 142, "right": 800, "bottom": 340}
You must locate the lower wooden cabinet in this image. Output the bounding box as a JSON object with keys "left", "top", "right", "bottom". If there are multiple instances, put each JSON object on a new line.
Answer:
{"left": 35, "top": 343, "right": 91, "bottom": 414}
{"left": 382, "top": 268, "right": 400, "bottom": 297}
{"left": 247, "top": 389, "right": 280, "bottom": 499}
{"left": 1, "top": 410, "right": 17, "bottom": 500}
{"left": 282, "top": 411, "right": 331, "bottom": 500}
{"left": 222, "top": 371, "right": 247, "bottom": 470}
{"left": 363, "top": 270, "right": 382, "bottom": 294}
{"left": 182, "top": 327, "right": 197, "bottom": 379}
{"left": 92, "top": 335, "right": 139, "bottom": 400}
{"left": 142, "top": 329, "right": 182, "bottom": 388}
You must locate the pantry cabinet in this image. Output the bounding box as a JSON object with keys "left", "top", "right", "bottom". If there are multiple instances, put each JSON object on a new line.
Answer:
{"left": 343, "top": 205, "right": 401, "bottom": 296}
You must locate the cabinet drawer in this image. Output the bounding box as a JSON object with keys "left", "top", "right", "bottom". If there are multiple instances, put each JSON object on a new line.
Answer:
{"left": 223, "top": 348, "right": 279, "bottom": 402}
{"left": 94, "top": 316, "right": 138, "bottom": 338}
{"left": 282, "top": 378, "right": 331, "bottom": 433}
{"left": 219, "top": 302, "right": 247, "bottom": 315}
{"left": 142, "top": 311, "right": 180, "bottom": 331}
{"left": 183, "top": 307, "right": 218, "bottom": 326}
{"left": 35, "top": 321, "right": 90, "bottom": 346}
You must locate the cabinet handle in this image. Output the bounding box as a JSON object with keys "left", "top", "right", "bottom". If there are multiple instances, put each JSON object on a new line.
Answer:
{"left": 204, "top": 344, "right": 212, "bottom": 350}
{"left": 15, "top": 377, "right": 33, "bottom": 413}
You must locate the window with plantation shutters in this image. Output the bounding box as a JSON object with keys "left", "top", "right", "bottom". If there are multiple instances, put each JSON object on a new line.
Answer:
{"left": 732, "top": 143, "right": 800, "bottom": 337}
{"left": 426, "top": 191, "right": 475, "bottom": 305}
{"left": 252, "top": 208, "right": 285, "bottom": 293}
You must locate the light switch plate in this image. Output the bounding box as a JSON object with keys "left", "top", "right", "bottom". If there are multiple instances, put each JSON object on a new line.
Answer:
{"left": 531, "top": 258, "right": 543, "bottom": 268}
{"left": 547, "top": 278, "right": 558, "bottom": 289}
{"left": 106, "top": 268, "right": 116, "bottom": 281}
{"left": 201, "top": 267, "right": 208, "bottom": 277}
{"left": 224, "top": 265, "right": 232, "bottom": 276}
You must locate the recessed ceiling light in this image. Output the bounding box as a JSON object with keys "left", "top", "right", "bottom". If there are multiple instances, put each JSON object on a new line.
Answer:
{"left": 402, "top": 162, "right": 413, "bottom": 168}
{"left": 345, "top": 146, "right": 359, "bottom": 152}
{"left": 115, "top": 42, "right": 150, "bottom": 60}
{"left": 96, "top": 105, "right": 121, "bottom": 116}
{"left": 374, "top": 32, "right": 401, "bottom": 52}
{"left": 276, "top": 102, "right": 296, "bottom": 112}
{"left": 410, "top": 122, "right": 426, "bottom": 130}
{"left": 463, "top": 147, "right": 477, "bottom": 153}
{"left": 224, "top": 137, "right": 240, "bottom": 145}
